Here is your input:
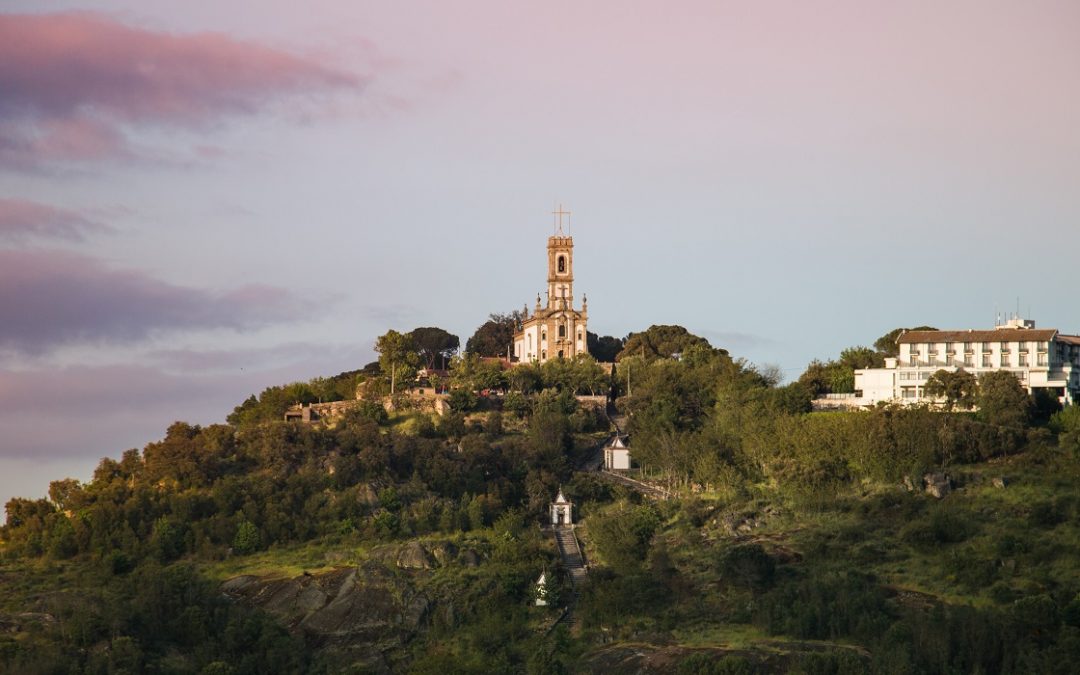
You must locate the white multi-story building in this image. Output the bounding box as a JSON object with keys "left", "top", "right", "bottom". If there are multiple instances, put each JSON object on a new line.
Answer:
{"left": 855, "top": 318, "right": 1080, "bottom": 406}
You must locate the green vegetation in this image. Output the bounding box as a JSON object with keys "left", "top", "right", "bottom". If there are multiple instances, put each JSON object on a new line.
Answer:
{"left": 4, "top": 322, "right": 1080, "bottom": 673}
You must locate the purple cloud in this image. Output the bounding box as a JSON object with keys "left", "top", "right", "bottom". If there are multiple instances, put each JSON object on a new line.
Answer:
{"left": 0, "top": 12, "right": 362, "bottom": 166}
{"left": 0, "top": 198, "right": 111, "bottom": 242}
{"left": 0, "top": 249, "right": 308, "bottom": 354}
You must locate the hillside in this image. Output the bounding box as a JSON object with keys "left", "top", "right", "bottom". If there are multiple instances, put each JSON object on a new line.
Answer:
{"left": 3, "top": 337, "right": 1080, "bottom": 674}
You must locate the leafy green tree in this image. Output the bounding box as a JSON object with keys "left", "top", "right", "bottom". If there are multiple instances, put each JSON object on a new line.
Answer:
{"left": 376, "top": 329, "right": 420, "bottom": 395}
{"left": 1049, "top": 404, "right": 1080, "bottom": 455}
{"left": 587, "top": 332, "right": 623, "bottom": 362}
{"left": 838, "top": 346, "right": 883, "bottom": 370}
{"left": 617, "top": 325, "right": 724, "bottom": 362}
{"left": 925, "top": 368, "right": 978, "bottom": 410}
{"left": 798, "top": 359, "right": 856, "bottom": 395}
{"left": 47, "top": 478, "right": 84, "bottom": 511}
{"left": 874, "top": 325, "right": 938, "bottom": 357}
{"left": 408, "top": 326, "right": 460, "bottom": 369}
{"left": 718, "top": 543, "right": 775, "bottom": 591}
{"left": 451, "top": 353, "right": 508, "bottom": 392}
{"left": 466, "top": 311, "right": 524, "bottom": 357}
{"left": 978, "top": 371, "right": 1032, "bottom": 428}
{"left": 589, "top": 502, "right": 661, "bottom": 573}
{"left": 232, "top": 520, "right": 261, "bottom": 555}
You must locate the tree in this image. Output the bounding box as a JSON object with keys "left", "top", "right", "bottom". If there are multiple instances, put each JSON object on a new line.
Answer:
{"left": 451, "top": 353, "right": 508, "bottom": 392}
{"left": 977, "top": 371, "right": 1032, "bottom": 428}
{"left": 587, "top": 332, "right": 623, "bottom": 362}
{"left": 798, "top": 359, "right": 856, "bottom": 396}
{"left": 838, "top": 346, "right": 883, "bottom": 370}
{"left": 466, "top": 311, "right": 524, "bottom": 357}
{"left": 375, "top": 329, "right": 419, "bottom": 395}
{"left": 47, "top": 478, "right": 84, "bottom": 512}
{"left": 924, "top": 369, "right": 978, "bottom": 410}
{"left": 233, "top": 520, "right": 261, "bottom": 555}
{"left": 617, "top": 325, "right": 724, "bottom": 362}
{"left": 589, "top": 502, "right": 661, "bottom": 573}
{"left": 874, "top": 326, "right": 938, "bottom": 357}
{"left": 408, "top": 327, "right": 460, "bottom": 369}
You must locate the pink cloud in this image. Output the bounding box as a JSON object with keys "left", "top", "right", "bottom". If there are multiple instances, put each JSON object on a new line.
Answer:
{"left": 0, "top": 197, "right": 111, "bottom": 242}
{"left": 0, "top": 249, "right": 311, "bottom": 354}
{"left": 0, "top": 12, "right": 362, "bottom": 166}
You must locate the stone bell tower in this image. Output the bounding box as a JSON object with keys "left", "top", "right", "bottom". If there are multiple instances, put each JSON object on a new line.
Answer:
{"left": 547, "top": 234, "right": 574, "bottom": 310}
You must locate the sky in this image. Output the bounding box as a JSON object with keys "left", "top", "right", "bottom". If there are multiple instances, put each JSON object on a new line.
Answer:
{"left": 1, "top": 1, "right": 1078, "bottom": 511}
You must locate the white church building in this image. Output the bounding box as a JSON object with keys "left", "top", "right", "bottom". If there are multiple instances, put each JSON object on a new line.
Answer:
{"left": 854, "top": 318, "right": 1080, "bottom": 406}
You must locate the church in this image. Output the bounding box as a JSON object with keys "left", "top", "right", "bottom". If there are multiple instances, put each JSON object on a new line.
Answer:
{"left": 513, "top": 209, "right": 588, "bottom": 364}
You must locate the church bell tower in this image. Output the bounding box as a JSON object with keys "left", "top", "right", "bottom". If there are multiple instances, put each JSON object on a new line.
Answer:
{"left": 511, "top": 205, "right": 588, "bottom": 364}
{"left": 547, "top": 235, "right": 574, "bottom": 310}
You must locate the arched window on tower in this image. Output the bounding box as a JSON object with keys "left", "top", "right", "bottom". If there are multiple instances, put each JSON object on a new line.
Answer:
{"left": 559, "top": 323, "right": 566, "bottom": 338}
{"left": 557, "top": 256, "right": 566, "bottom": 273}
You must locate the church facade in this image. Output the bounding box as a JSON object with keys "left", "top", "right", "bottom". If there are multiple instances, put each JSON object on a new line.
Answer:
{"left": 513, "top": 231, "right": 588, "bottom": 363}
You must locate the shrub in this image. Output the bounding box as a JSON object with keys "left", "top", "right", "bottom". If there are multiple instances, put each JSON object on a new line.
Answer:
{"left": 718, "top": 544, "right": 776, "bottom": 591}
{"left": 232, "top": 520, "right": 261, "bottom": 555}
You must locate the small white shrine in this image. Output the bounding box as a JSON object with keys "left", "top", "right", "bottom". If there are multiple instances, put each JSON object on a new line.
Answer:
{"left": 550, "top": 488, "right": 573, "bottom": 527}
{"left": 534, "top": 571, "right": 549, "bottom": 606}
{"left": 604, "top": 435, "right": 630, "bottom": 471}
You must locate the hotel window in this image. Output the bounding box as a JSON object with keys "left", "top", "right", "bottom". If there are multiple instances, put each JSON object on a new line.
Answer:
{"left": 963, "top": 357, "right": 973, "bottom": 368}
{"left": 946, "top": 354, "right": 955, "bottom": 366}
{"left": 964, "top": 342, "right": 972, "bottom": 353}
{"left": 1019, "top": 353, "right": 1028, "bottom": 367}
{"left": 1000, "top": 352, "right": 1010, "bottom": 367}
{"left": 982, "top": 354, "right": 991, "bottom": 368}
{"left": 1037, "top": 352, "right": 1048, "bottom": 366}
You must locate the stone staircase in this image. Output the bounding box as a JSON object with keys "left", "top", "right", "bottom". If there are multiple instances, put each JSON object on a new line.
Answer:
{"left": 551, "top": 526, "right": 587, "bottom": 632}
{"left": 554, "top": 526, "right": 587, "bottom": 586}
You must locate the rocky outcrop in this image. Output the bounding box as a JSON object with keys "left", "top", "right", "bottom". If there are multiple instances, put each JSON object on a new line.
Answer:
{"left": 923, "top": 472, "right": 951, "bottom": 499}
{"left": 222, "top": 562, "right": 429, "bottom": 672}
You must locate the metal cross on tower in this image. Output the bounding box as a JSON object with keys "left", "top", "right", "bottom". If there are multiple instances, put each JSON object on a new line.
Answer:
{"left": 552, "top": 204, "right": 571, "bottom": 235}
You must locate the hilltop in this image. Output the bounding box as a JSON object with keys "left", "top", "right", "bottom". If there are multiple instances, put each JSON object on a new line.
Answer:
{"left": 3, "top": 325, "right": 1080, "bottom": 674}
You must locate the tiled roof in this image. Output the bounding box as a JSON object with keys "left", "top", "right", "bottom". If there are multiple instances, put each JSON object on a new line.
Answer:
{"left": 897, "top": 329, "right": 1058, "bottom": 344}
{"left": 1057, "top": 335, "right": 1080, "bottom": 346}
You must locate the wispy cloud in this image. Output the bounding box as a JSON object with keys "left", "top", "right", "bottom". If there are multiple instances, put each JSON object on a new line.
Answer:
{"left": 0, "top": 249, "right": 310, "bottom": 354}
{"left": 0, "top": 197, "right": 111, "bottom": 242}
{"left": 0, "top": 12, "right": 363, "bottom": 168}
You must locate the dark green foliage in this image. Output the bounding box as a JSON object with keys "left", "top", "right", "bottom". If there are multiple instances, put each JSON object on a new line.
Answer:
{"left": 874, "top": 326, "right": 937, "bottom": 357}
{"left": 924, "top": 368, "right": 978, "bottom": 410}
{"left": 900, "top": 504, "right": 976, "bottom": 550}
{"left": 408, "top": 326, "right": 460, "bottom": 369}
{"left": 588, "top": 502, "right": 661, "bottom": 573}
{"left": 2, "top": 561, "right": 305, "bottom": 674}
{"left": 617, "top": 324, "right": 726, "bottom": 362}
{"left": 448, "top": 387, "right": 480, "bottom": 411}
{"left": 718, "top": 544, "right": 775, "bottom": 591}
{"left": 466, "top": 311, "right": 524, "bottom": 356}
{"left": 756, "top": 570, "right": 889, "bottom": 643}
{"left": 978, "top": 371, "right": 1033, "bottom": 428}
{"left": 587, "top": 331, "right": 623, "bottom": 362}
{"left": 232, "top": 520, "right": 261, "bottom": 555}
{"left": 677, "top": 653, "right": 757, "bottom": 675}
